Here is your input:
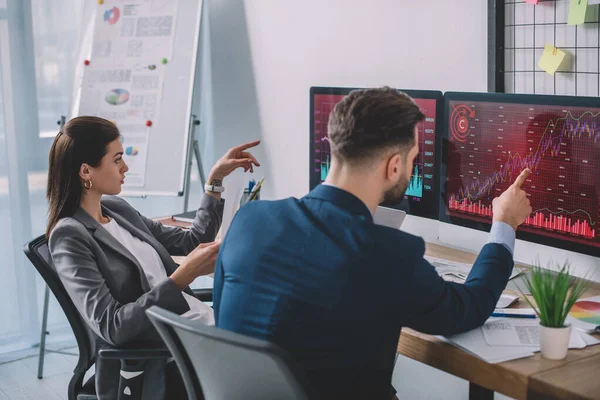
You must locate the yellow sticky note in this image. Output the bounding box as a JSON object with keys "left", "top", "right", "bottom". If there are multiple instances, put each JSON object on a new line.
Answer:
{"left": 539, "top": 45, "right": 566, "bottom": 75}
{"left": 568, "top": 0, "right": 587, "bottom": 25}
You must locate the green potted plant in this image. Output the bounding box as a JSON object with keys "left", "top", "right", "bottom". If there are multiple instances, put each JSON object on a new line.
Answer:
{"left": 521, "top": 261, "right": 589, "bottom": 360}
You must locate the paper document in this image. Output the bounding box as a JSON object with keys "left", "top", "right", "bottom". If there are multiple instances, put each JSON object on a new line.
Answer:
{"left": 481, "top": 318, "right": 597, "bottom": 349}
{"left": 443, "top": 322, "right": 600, "bottom": 364}
{"left": 496, "top": 294, "right": 519, "bottom": 309}
{"left": 425, "top": 256, "right": 522, "bottom": 283}
{"left": 482, "top": 319, "right": 540, "bottom": 347}
{"left": 442, "top": 329, "right": 536, "bottom": 364}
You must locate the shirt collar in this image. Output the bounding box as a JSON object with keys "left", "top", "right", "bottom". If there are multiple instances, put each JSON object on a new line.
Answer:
{"left": 305, "top": 184, "right": 373, "bottom": 221}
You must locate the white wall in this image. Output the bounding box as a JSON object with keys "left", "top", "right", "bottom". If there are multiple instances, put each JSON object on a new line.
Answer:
{"left": 199, "top": 0, "right": 488, "bottom": 200}
{"left": 197, "top": 0, "right": 489, "bottom": 243}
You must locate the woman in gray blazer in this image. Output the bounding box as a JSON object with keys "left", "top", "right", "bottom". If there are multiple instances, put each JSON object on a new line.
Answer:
{"left": 47, "top": 116, "right": 260, "bottom": 399}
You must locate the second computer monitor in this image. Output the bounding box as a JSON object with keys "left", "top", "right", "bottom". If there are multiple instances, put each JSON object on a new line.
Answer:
{"left": 309, "top": 86, "right": 442, "bottom": 219}
{"left": 441, "top": 92, "right": 600, "bottom": 258}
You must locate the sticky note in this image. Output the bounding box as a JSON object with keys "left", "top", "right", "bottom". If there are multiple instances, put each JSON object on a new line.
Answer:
{"left": 538, "top": 44, "right": 566, "bottom": 75}
{"left": 525, "top": 0, "right": 539, "bottom": 4}
{"left": 568, "top": 0, "right": 588, "bottom": 25}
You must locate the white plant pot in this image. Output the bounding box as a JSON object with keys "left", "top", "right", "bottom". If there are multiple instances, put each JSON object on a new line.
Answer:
{"left": 539, "top": 323, "right": 571, "bottom": 360}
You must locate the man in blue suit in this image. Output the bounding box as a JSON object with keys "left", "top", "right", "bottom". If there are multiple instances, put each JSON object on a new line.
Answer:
{"left": 213, "top": 87, "right": 532, "bottom": 399}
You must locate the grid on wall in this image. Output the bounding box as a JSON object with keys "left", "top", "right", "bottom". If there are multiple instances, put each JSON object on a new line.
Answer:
{"left": 497, "top": 0, "right": 600, "bottom": 96}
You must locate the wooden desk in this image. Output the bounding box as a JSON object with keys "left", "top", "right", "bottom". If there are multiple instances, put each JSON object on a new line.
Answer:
{"left": 398, "top": 243, "right": 600, "bottom": 400}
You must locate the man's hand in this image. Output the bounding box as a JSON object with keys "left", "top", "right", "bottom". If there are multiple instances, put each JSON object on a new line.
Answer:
{"left": 492, "top": 168, "right": 533, "bottom": 231}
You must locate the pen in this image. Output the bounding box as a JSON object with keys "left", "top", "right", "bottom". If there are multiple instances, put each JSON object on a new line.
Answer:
{"left": 491, "top": 312, "right": 536, "bottom": 319}
{"left": 248, "top": 178, "right": 264, "bottom": 201}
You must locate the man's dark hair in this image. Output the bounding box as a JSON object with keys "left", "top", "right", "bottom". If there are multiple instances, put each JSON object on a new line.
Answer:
{"left": 327, "top": 87, "right": 425, "bottom": 163}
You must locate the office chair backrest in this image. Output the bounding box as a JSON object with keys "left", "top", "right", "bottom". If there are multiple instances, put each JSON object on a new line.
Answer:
{"left": 23, "top": 235, "right": 96, "bottom": 390}
{"left": 146, "top": 306, "right": 313, "bottom": 400}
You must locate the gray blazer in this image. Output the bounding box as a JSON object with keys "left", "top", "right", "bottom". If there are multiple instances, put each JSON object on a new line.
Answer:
{"left": 49, "top": 194, "right": 223, "bottom": 399}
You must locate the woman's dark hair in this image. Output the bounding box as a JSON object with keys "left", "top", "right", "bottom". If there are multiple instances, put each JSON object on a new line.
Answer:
{"left": 46, "top": 116, "right": 120, "bottom": 236}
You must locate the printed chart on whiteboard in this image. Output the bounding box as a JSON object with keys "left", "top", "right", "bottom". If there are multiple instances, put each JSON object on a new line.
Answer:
{"left": 78, "top": 0, "right": 179, "bottom": 187}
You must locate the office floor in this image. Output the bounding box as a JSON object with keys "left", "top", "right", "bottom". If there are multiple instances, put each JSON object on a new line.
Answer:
{"left": 0, "top": 347, "right": 92, "bottom": 400}
{"left": 0, "top": 349, "right": 514, "bottom": 400}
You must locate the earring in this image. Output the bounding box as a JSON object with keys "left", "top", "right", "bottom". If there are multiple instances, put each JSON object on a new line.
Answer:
{"left": 83, "top": 180, "right": 93, "bottom": 190}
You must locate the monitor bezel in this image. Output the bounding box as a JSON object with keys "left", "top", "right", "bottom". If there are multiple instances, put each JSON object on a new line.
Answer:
{"left": 440, "top": 91, "right": 600, "bottom": 258}
{"left": 309, "top": 86, "right": 444, "bottom": 220}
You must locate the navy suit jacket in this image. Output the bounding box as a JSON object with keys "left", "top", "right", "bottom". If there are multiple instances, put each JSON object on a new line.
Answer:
{"left": 213, "top": 185, "right": 513, "bottom": 399}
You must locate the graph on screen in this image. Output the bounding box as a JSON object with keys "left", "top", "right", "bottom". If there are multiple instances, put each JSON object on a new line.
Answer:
{"left": 312, "top": 93, "right": 437, "bottom": 202}
{"left": 446, "top": 100, "right": 600, "bottom": 249}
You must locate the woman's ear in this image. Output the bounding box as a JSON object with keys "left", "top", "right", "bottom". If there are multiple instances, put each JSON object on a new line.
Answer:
{"left": 79, "top": 163, "right": 91, "bottom": 181}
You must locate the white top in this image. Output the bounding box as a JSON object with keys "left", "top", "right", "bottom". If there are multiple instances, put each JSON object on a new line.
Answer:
{"left": 102, "top": 218, "right": 214, "bottom": 325}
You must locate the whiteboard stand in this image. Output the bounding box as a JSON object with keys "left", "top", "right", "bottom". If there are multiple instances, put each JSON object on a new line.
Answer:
{"left": 183, "top": 115, "right": 205, "bottom": 213}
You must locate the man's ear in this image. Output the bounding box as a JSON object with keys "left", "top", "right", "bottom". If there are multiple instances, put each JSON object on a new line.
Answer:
{"left": 79, "top": 163, "right": 91, "bottom": 181}
{"left": 385, "top": 153, "right": 402, "bottom": 182}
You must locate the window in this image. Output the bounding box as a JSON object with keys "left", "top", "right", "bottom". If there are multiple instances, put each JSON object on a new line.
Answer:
{"left": 31, "top": 0, "right": 82, "bottom": 138}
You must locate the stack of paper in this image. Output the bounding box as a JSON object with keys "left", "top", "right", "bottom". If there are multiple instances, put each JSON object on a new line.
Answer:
{"left": 426, "top": 256, "right": 523, "bottom": 283}
{"left": 441, "top": 328, "right": 536, "bottom": 364}
{"left": 480, "top": 318, "right": 600, "bottom": 349}
{"left": 443, "top": 317, "right": 600, "bottom": 364}
{"left": 496, "top": 294, "right": 519, "bottom": 309}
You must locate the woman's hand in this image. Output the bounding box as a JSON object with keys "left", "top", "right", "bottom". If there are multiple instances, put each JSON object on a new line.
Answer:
{"left": 170, "top": 241, "right": 221, "bottom": 290}
{"left": 207, "top": 140, "right": 261, "bottom": 183}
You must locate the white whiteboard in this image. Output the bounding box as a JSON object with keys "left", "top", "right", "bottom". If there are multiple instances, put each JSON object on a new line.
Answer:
{"left": 70, "top": 0, "right": 203, "bottom": 196}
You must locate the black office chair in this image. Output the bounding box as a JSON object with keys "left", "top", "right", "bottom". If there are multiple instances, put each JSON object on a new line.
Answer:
{"left": 23, "top": 235, "right": 213, "bottom": 400}
{"left": 146, "top": 305, "right": 315, "bottom": 400}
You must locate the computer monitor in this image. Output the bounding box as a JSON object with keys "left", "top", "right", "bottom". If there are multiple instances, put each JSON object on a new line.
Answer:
{"left": 441, "top": 92, "right": 600, "bottom": 258}
{"left": 309, "top": 86, "right": 443, "bottom": 220}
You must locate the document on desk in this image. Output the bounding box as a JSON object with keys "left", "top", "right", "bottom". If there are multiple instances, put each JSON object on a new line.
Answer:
{"left": 443, "top": 319, "right": 600, "bottom": 363}
{"left": 425, "top": 256, "right": 522, "bottom": 283}
{"left": 482, "top": 319, "right": 541, "bottom": 347}
{"left": 481, "top": 318, "right": 599, "bottom": 349}
{"left": 442, "top": 328, "right": 536, "bottom": 364}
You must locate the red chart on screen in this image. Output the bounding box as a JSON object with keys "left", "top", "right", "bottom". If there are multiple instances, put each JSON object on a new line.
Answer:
{"left": 446, "top": 101, "right": 600, "bottom": 248}
{"left": 312, "top": 94, "right": 437, "bottom": 199}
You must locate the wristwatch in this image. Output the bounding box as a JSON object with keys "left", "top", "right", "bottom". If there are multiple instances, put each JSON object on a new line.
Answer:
{"left": 205, "top": 179, "right": 225, "bottom": 193}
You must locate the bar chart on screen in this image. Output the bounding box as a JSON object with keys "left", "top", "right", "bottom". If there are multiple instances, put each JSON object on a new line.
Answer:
{"left": 312, "top": 93, "right": 437, "bottom": 201}
{"left": 446, "top": 100, "right": 600, "bottom": 249}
